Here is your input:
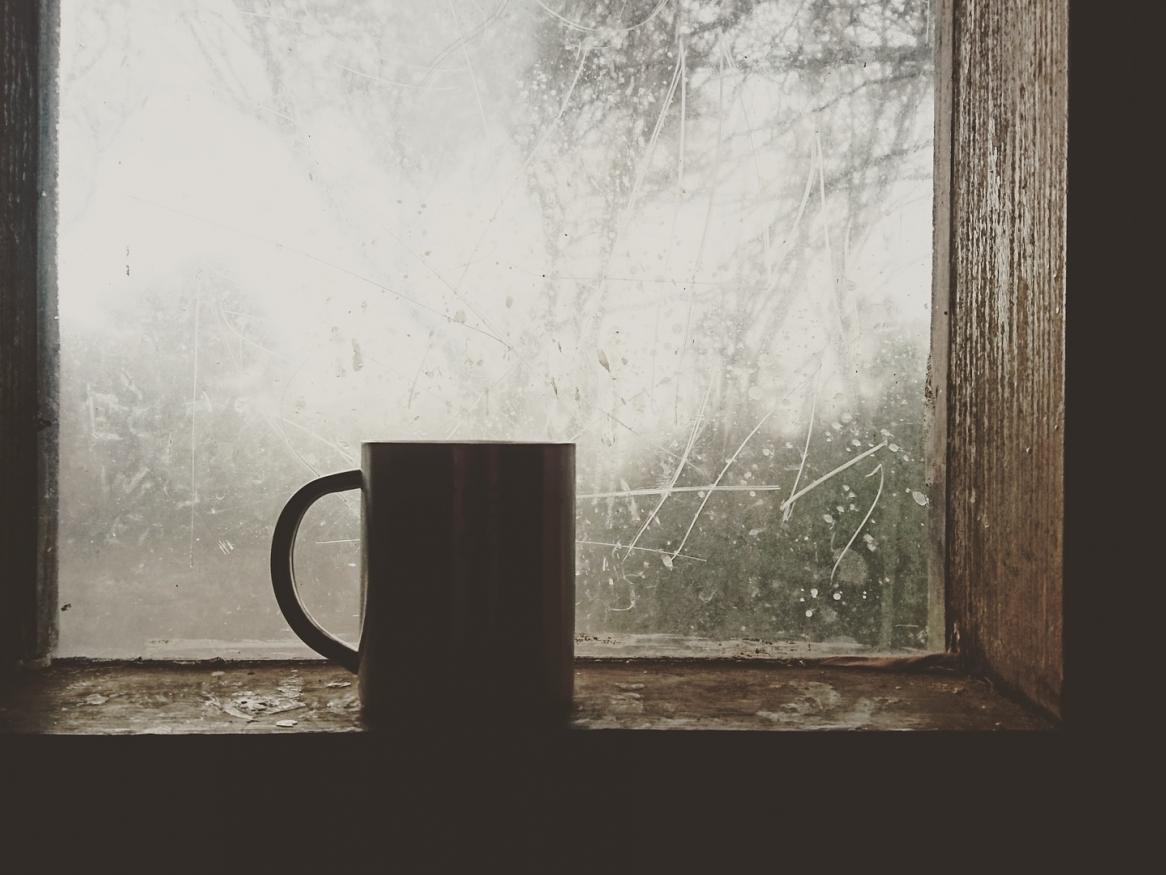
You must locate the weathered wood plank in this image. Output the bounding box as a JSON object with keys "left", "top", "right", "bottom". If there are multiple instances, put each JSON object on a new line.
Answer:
{"left": 947, "top": 0, "right": 1066, "bottom": 716}
{"left": 0, "top": 662, "right": 1053, "bottom": 733}
{"left": 0, "top": 0, "right": 58, "bottom": 670}
{"left": 927, "top": 0, "right": 955, "bottom": 652}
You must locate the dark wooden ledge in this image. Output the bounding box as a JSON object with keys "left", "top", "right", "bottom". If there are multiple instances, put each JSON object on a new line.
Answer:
{"left": 0, "top": 659, "right": 1054, "bottom": 734}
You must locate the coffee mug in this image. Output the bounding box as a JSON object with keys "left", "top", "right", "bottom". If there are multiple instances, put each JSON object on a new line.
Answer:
{"left": 271, "top": 441, "right": 575, "bottom": 725}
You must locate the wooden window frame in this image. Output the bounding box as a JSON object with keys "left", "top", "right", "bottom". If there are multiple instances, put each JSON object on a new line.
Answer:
{"left": 2, "top": 0, "right": 1069, "bottom": 723}
{"left": 1, "top": 0, "right": 58, "bottom": 672}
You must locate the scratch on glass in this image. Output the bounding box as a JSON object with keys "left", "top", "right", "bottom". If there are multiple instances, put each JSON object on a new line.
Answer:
{"left": 829, "top": 463, "right": 884, "bottom": 583}
{"left": 623, "top": 382, "right": 710, "bottom": 560}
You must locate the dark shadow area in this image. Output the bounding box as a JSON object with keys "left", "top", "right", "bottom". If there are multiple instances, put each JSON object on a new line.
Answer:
{"left": 4, "top": 727, "right": 1079, "bottom": 870}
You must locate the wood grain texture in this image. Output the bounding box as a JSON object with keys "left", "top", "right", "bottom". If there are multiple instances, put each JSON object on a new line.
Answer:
{"left": 0, "top": 661, "right": 1053, "bottom": 733}
{"left": 926, "top": 0, "right": 954, "bottom": 652}
{"left": 947, "top": 0, "right": 1066, "bottom": 716}
{"left": 0, "top": 0, "right": 56, "bottom": 669}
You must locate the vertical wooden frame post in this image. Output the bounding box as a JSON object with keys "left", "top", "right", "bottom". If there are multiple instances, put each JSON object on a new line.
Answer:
{"left": 945, "top": 0, "right": 1067, "bottom": 718}
{"left": 926, "top": 0, "right": 955, "bottom": 653}
{"left": 1, "top": 0, "right": 58, "bottom": 669}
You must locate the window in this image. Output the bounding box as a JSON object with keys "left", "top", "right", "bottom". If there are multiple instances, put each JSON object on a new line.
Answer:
{"left": 54, "top": 0, "right": 937, "bottom": 660}
{"left": 3, "top": 0, "right": 1065, "bottom": 723}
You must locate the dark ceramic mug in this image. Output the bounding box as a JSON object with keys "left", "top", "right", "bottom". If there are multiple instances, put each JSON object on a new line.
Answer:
{"left": 271, "top": 441, "right": 575, "bottom": 725}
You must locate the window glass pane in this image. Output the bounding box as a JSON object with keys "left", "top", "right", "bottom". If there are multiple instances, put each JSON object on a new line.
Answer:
{"left": 57, "top": 0, "right": 935, "bottom": 657}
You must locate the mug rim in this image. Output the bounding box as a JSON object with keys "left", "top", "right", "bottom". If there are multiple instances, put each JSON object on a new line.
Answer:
{"left": 361, "top": 440, "right": 574, "bottom": 447}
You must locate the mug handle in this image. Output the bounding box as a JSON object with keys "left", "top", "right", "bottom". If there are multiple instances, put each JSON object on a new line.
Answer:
{"left": 270, "top": 469, "right": 362, "bottom": 673}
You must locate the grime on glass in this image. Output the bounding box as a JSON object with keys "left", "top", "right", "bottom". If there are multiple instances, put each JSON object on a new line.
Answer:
{"left": 57, "top": 0, "right": 935, "bottom": 658}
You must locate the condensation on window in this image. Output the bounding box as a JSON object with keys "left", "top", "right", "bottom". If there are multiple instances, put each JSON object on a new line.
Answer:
{"left": 56, "top": 0, "right": 936, "bottom": 658}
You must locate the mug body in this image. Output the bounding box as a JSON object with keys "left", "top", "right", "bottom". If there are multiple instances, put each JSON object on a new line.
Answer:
{"left": 357, "top": 441, "right": 575, "bottom": 725}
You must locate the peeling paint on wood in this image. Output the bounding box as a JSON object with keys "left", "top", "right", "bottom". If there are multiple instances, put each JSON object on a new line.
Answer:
{"left": 0, "top": 662, "right": 1053, "bottom": 734}
{"left": 947, "top": 0, "right": 1066, "bottom": 716}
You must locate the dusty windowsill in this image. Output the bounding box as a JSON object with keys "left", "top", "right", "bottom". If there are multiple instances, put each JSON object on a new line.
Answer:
{"left": 0, "top": 659, "right": 1054, "bottom": 734}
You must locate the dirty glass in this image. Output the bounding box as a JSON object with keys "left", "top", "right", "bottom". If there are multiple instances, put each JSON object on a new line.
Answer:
{"left": 57, "top": 0, "right": 936, "bottom": 657}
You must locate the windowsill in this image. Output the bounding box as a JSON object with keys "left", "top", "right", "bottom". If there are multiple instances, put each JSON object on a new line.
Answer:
{"left": 0, "top": 659, "right": 1055, "bottom": 734}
